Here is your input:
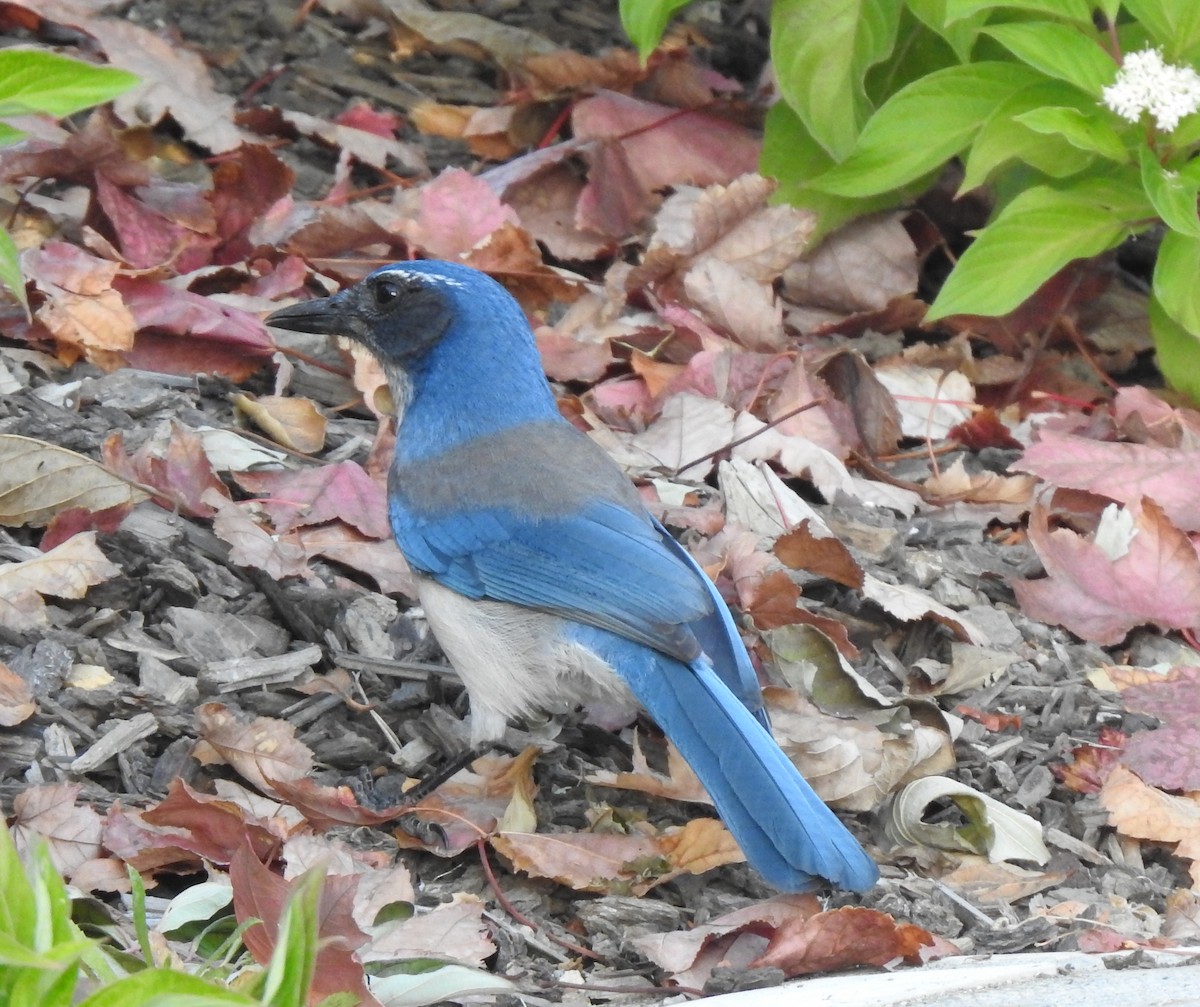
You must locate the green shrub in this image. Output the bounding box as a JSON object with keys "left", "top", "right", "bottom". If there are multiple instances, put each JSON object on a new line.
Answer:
{"left": 622, "top": 1, "right": 1200, "bottom": 400}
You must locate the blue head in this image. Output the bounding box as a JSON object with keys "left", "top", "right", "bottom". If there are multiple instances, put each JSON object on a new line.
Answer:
{"left": 266, "top": 261, "right": 560, "bottom": 460}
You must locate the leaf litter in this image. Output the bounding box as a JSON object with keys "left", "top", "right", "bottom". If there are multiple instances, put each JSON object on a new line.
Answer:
{"left": 1, "top": 0, "right": 1199, "bottom": 1001}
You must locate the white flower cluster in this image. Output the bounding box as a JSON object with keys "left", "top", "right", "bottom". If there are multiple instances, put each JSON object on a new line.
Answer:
{"left": 1102, "top": 47, "right": 1200, "bottom": 132}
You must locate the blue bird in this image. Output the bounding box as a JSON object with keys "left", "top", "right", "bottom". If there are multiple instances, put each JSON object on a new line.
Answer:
{"left": 266, "top": 261, "right": 878, "bottom": 892}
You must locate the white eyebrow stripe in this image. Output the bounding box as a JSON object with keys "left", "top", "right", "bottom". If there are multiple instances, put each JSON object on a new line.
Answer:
{"left": 376, "top": 265, "right": 467, "bottom": 289}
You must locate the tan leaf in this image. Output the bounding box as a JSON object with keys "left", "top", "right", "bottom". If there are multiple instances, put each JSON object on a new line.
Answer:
{"left": 0, "top": 661, "right": 35, "bottom": 726}
{"left": 925, "top": 457, "right": 1036, "bottom": 505}
{"left": 1100, "top": 764, "right": 1200, "bottom": 887}
{"left": 492, "top": 829, "right": 655, "bottom": 893}
{"left": 683, "top": 257, "right": 783, "bottom": 350}
{"left": 0, "top": 532, "right": 120, "bottom": 632}
{"left": 0, "top": 434, "right": 148, "bottom": 526}
{"left": 194, "top": 703, "right": 315, "bottom": 796}
{"left": 782, "top": 212, "right": 918, "bottom": 313}
{"left": 587, "top": 732, "right": 711, "bottom": 804}
{"left": 364, "top": 894, "right": 494, "bottom": 968}
{"left": 232, "top": 392, "right": 327, "bottom": 453}
{"left": 10, "top": 783, "right": 103, "bottom": 879}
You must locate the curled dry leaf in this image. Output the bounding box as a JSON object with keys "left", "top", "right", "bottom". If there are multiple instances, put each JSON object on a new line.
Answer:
{"left": 231, "top": 392, "right": 327, "bottom": 454}
{"left": 886, "top": 776, "right": 1051, "bottom": 865}
{"left": 492, "top": 816, "right": 743, "bottom": 895}
{"left": 587, "top": 731, "right": 711, "bottom": 805}
{"left": 924, "top": 456, "right": 1037, "bottom": 507}
{"left": 861, "top": 573, "right": 990, "bottom": 645}
{"left": 633, "top": 894, "right": 821, "bottom": 988}
{"left": 0, "top": 434, "right": 148, "bottom": 526}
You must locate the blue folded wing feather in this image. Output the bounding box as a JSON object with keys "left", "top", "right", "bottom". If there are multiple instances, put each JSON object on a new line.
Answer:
{"left": 391, "top": 495, "right": 713, "bottom": 662}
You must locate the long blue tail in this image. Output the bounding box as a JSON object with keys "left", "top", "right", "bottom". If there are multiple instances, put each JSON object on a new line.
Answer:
{"left": 569, "top": 625, "right": 878, "bottom": 892}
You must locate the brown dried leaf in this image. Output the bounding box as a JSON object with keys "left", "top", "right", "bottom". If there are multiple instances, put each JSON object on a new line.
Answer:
{"left": 10, "top": 783, "right": 103, "bottom": 878}
{"left": 750, "top": 906, "right": 938, "bottom": 976}
{"left": 194, "top": 703, "right": 315, "bottom": 796}
{"left": 0, "top": 434, "right": 147, "bottom": 527}
{"left": 0, "top": 660, "right": 34, "bottom": 726}
{"left": 0, "top": 532, "right": 120, "bottom": 632}
{"left": 231, "top": 393, "right": 327, "bottom": 454}
{"left": 924, "top": 457, "right": 1036, "bottom": 506}
{"left": 1100, "top": 764, "right": 1200, "bottom": 887}
{"left": 774, "top": 521, "right": 864, "bottom": 588}
{"left": 231, "top": 846, "right": 374, "bottom": 1005}
{"left": 587, "top": 732, "right": 710, "bottom": 804}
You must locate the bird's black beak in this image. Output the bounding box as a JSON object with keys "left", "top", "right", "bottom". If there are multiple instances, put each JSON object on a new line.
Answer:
{"left": 265, "top": 291, "right": 349, "bottom": 336}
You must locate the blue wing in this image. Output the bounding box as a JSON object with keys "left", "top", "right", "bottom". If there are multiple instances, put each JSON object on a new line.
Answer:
{"left": 391, "top": 493, "right": 713, "bottom": 663}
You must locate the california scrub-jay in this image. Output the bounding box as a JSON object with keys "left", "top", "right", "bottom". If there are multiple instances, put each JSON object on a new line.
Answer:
{"left": 266, "top": 261, "right": 877, "bottom": 892}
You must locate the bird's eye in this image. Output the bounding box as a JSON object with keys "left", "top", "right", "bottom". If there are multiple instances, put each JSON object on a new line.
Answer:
{"left": 374, "top": 279, "right": 401, "bottom": 306}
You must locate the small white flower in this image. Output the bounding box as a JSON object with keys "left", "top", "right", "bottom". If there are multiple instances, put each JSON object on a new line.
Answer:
{"left": 1102, "top": 47, "right": 1200, "bottom": 132}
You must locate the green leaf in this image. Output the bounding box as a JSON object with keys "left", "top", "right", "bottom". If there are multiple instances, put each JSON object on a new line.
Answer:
{"left": 771, "top": 0, "right": 903, "bottom": 159}
{"left": 0, "top": 819, "right": 36, "bottom": 945}
{"left": 926, "top": 175, "right": 1152, "bottom": 320}
{"left": 260, "top": 867, "right": 323, "bottom": 1007}
{"left": 1155, "top": 230, "right": 1200, "bottom": 334}
{"left": 1015, "top": 106, "right": 1129, "bottom": 161}
{"left": 1124, "top": 0, "right": 1200, "bottom": 56}
{"left": 1139, "top": 146, "right": 1200, "bottom": 238}
{"left": 158, "top": 882, "right": 233, "bottom": 935}
{"left": 0, "top": 50, "right": 137, "bottom": 119}
{"left": 944, "top": 0, "right": 1094, "bottom": 25}
{"left": 982, "top": 22, "right": 1117, "bottom": 95}
{"left": 74, "top": 970, "right": 258, "bottom": 1007}
{"left": 907, "top": 0, "right": 988, "bottom": 60}
{"left": 809, "top": 61, "right": 1043, "bottom": 196}
{"left": 960, "top": 81, "right": 1096, "bottom": 191}
{"left": 618, "top": 0, "right": 695, "bottom": 61}
{"left": 369, "top": 964, "right": 517, "bottom": 1007}
{"left": 1150, "top": 293, "right": 1200, "bottom": 404}
{"left": 761, "top": 102, "right": 909, "bottom": 239}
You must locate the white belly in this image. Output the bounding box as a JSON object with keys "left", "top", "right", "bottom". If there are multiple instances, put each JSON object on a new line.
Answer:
{"left": 415, "top": 575, "right": 636, "bottom": 746}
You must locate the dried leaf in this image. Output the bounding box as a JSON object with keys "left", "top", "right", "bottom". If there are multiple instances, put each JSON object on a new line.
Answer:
{"left": 1014, "top": 500, "right": 1200, "bottom": 645}
{"left": 194, "top": 703, "right": 315, "bottom": 796}
{"left": 887, "top": 776, "right": 1051, "bottom": 865}
{"left": 231, "top": 392, "right": 327, "bottom": 453}
{"left": 0, "top": 532, "right": 120, "bottom": 631}
{"left": 751, "top": 906, "right": 937, "bottom": 976}
{"left": 0, "top": 434, "right": 147, "bottom": 526}
{"left": 10, "top": 783, "right": 103, "bottom": 878}
{"left": 0, "top": 661, "right": 34, "bottom": 726}
{"left": 1101, "top": 764, "right": 1200, "bottom": 887}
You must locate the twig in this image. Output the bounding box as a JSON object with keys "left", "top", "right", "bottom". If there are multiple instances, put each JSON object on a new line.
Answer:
{"left": 475, "top": 839, "right": 603, "bottom": 962}
{"left": 674, "top": 398, "right": 828, "bottom": 476}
